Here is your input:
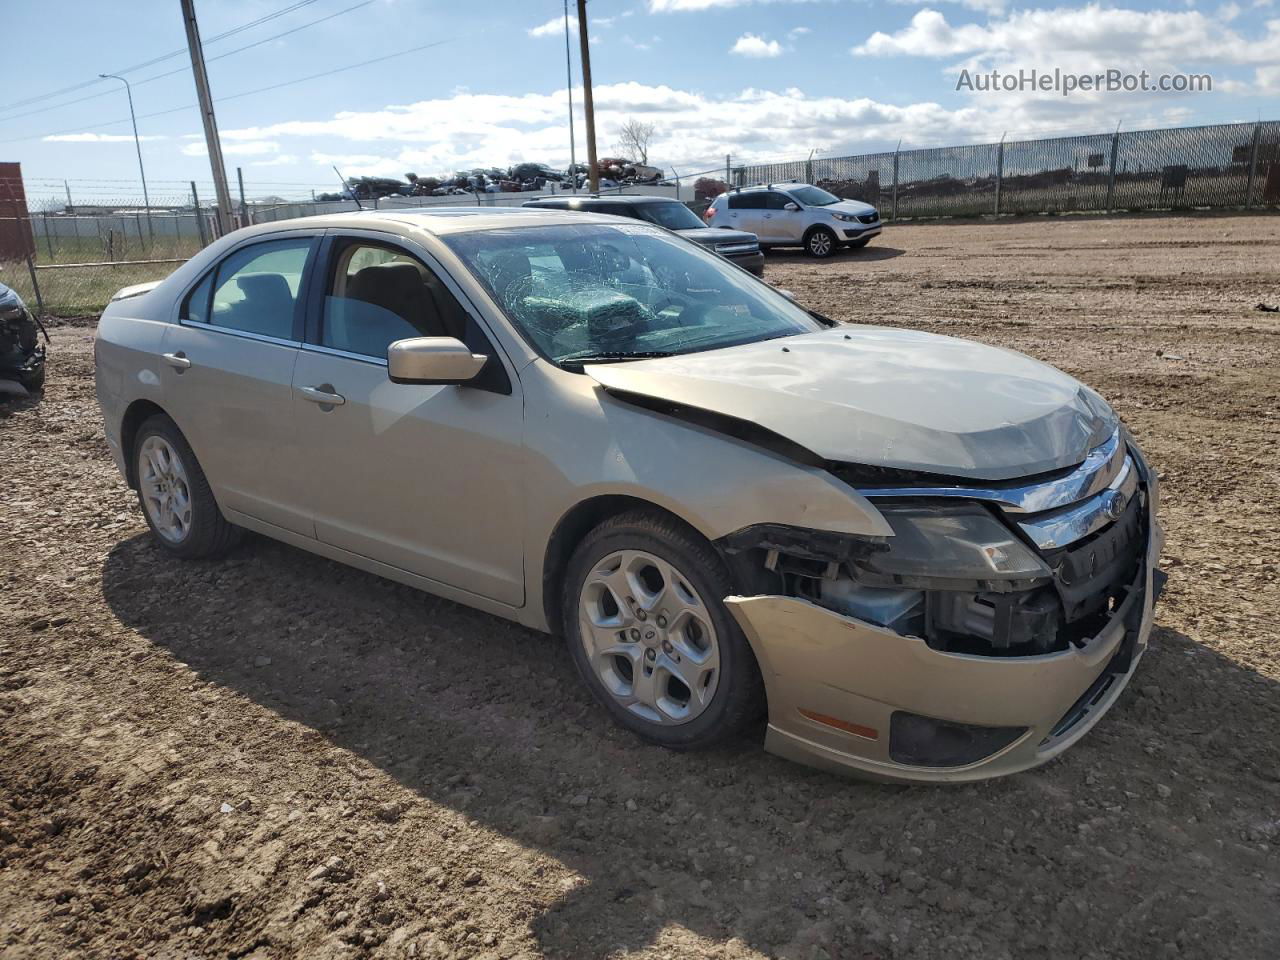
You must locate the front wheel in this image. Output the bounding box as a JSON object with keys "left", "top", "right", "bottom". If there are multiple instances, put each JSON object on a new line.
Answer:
{"left": 133, "top": 414, "right": 240, "bottom": 559}
{"left": 561, "top": 511, "right": 764, "bottom": 749}
{"left": 805, "top": 227, "right": 837, "bottom": 258}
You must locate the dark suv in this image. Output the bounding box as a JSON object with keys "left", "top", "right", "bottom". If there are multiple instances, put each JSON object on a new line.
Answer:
{"left": 522, "top": 195, "right": 764, "bottom": 276}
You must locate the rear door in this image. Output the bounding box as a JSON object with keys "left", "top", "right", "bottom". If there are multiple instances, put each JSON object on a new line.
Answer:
{"left": 724, "top": 192, "right": 767, "bottom": 237}
{"left": 290, "top": 232, "right": 526, "bottom": 605}
{"left": 158, "top": 233, "right": 320, "bottom": 537}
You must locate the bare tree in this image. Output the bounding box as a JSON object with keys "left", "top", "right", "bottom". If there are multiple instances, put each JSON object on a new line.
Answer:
{"left": 616, "top": 118, "right": 657, "bottom": 166}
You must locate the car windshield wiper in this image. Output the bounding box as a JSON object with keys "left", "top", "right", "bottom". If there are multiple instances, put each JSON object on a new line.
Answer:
{"left": 558, "top": 350, "right": 677, "bottom": 366}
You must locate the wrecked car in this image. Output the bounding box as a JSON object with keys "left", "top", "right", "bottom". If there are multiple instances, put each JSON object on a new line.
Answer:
{"left": 0, "top": 280, "right": 46, "bottom": 397}
{"left": 94, "top": 209, "right": 1163, "bottom": 782}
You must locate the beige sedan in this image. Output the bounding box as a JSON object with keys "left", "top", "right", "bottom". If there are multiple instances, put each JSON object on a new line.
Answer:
{"left": 95, "top": 208, "right": 1163, "bottom": 782}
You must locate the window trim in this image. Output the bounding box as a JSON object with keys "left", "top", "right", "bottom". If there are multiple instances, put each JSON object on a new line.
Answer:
{"left": 175, "top": 232, "right": 322, "bottom": 347}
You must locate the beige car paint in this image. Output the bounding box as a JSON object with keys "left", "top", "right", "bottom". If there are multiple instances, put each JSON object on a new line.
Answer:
{"left": 96, "top": 208, "right": 1160, "bottom": 782}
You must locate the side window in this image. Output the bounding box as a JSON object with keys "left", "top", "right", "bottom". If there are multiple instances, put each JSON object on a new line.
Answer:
{"left": 181, "top": 271, "right": 213, "bottom": 324}
{"left": 727, "top": 193, "right": 758, "bottom": 210}
{"left": 321, "top": 242, "right": 469, "bottom": 359}
{"left": 204, "top": 238, "right": 313, "bottom": 340}
{"left": 765, "top": 192, "right": 794, "bottom": 210}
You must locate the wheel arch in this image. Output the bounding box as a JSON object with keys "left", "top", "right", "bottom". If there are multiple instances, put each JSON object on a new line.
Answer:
{"left": 803, "top": 223, "right": 836, "bottom": 244}
{"left": 120, "top": 398, "right": 170, "bottom": 489}
{"left": 541, "top": 494, "right": 714, "bottom": 637}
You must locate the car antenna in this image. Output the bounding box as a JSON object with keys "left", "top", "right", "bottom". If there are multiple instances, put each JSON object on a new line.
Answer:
{"left": 332, "top": 164, "right": 363, "bottom": 211}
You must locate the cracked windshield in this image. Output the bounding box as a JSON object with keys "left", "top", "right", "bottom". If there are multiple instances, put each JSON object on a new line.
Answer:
{"left": 446, "top": 223, "right": 820, "bottom": 364}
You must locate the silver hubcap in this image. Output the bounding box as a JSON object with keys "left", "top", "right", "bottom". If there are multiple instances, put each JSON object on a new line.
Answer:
{"left": 810, "top": 232, "right": 832, "bottom": 256}
{"left": 138, "top": 436, "right": 193, "bottom": 543}
{"left": 578, "top": 549, "right": 721, "bottom": 725}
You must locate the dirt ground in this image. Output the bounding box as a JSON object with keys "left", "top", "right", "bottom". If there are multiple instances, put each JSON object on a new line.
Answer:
{"left": 2, "top": 212, "right": 1278, "bottom": 960}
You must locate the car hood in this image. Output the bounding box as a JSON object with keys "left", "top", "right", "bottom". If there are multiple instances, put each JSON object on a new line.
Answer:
{"left": 677, "top": 227, "right": 758, "bottom": 247}
{"left": 585, "top": 327, "right": 1116, "bottom": 482}
{"left": 826, "top": 199, "right": 878, "bottom": 217}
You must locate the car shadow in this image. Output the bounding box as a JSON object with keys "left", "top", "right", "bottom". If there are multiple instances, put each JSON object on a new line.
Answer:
{"left": 101, "top": 531, "right": 1280, "bottom": 958}
{"left": 765, "top": 245, "right": 905, "bottom": 266}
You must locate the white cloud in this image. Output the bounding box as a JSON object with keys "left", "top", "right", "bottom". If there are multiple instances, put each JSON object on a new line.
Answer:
{"left": 731, "top": 33, "right": 783, "bottom": 57}
{"left": 529, "top": 14, "right": 574, "bottom": 36}
{"left": 891, "top": 0, "right": 1006, "bottom": 15}
{"left": 788, "top": 26, "right": 811, "bottom": 38}
{"left": 854, "top": 5, "right": 1280, "bottom": 67}
{"left": 42, "top": 132, "right": 166, "bottom": 143}
{"left": 182, "top": 140, "right": 282, "bottom": 157}
{"left": 1256, "top": 63, "right": 1280, "bottom": 91}
{"left": 247, "top": 154, "right": 300, "bottom": 167}
{"left": 215, "top": 81, "right": 1166, "bottom": 179}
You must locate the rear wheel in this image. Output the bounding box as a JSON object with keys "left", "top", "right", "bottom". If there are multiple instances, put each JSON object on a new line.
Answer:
{"left": 561, "top": 510, "right": 763, "bottom": 749}
{"left": 805, "top": 227, "right": 837, "bottom": 258}
{"left": 133, "top": 414, "right": 239, "bottom": 559}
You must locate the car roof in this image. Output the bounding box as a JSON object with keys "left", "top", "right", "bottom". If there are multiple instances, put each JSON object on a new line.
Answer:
{"left": 226, "top": 206, "right": 646, "bottom": 240}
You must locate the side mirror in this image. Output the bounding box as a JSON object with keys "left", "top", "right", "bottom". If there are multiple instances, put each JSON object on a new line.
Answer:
{"left": 783, "top": 202, "right": 800, "bottom": 212}
{"left": 387, "top": 337, "right": 487, "bottom": 385}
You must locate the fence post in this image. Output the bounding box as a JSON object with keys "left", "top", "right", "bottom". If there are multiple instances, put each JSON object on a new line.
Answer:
{"left": 994, "top": 136, "right": 1005, "bottom": 217}
{"left": 1244, "top": 122, "right": 1262, "bottom": 209}
{"left": 25, "top": 254, "right": 45, "bottom": 318}
{"left": 1106, "top": 129, "right": 1120, "bottom": 213}
{"left": 42, "top": 212, "right": 53, "bottom": 260}
{"left": 191, "top": 182, "right": 209, "bottom": 248}
{"left": 891, "top": 145, "right": 900, "bottom": 221}
{"left": 237, "top": 166, "right": 248, "bottom": 226}
{"left": 726, "top": 154, "right": 731, "bottom": 188}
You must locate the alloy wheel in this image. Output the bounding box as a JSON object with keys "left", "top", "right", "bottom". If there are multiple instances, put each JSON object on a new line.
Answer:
{"left": 138, "top": 435, "right": 193, "bottom": 543}
{"left": 577, "top": 549, "right": 721, "bottom": 725}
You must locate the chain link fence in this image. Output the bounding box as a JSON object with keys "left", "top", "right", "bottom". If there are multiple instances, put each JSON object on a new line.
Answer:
{"left": 3, "top": 120, "right": 1277, "bottom": 316}
{"left": 736, "top": 120, "right": 1280, "bottom": 221}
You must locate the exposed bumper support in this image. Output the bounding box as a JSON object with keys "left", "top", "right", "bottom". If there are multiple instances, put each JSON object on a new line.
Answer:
{"left": 725, "top": 504, "right": 1163, "bottom": 783}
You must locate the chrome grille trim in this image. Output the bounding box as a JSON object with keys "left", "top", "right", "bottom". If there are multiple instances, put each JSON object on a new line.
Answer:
{"left": 860, "top": 429, "right": 1125, "bottom": 514}
{"left": 1015, "top": 455, "right": 1137, "bottom": 549}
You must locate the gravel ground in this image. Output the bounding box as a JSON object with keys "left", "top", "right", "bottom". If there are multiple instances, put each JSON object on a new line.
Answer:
{"left": 2, "top": 212, "right": 1278, "bottom": 960}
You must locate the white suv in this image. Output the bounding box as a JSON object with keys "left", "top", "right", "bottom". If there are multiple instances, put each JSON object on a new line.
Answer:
{"left": 705, "top": 182, "right": 882, "bottom": 258}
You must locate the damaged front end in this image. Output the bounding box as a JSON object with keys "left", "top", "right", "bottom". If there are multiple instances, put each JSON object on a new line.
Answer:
{"left": 0, "top": 282, "right": 47, "bottom": 398}
{"left": 720, "top": 429, "right": 1165, "bottom": 782}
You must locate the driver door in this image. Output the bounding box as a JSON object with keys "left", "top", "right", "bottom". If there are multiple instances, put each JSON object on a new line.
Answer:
{"left": 290, "top": 233, "right": 526, "bottom": 606}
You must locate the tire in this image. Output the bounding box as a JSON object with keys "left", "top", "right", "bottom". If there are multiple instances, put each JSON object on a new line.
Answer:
{"left": 561, "top": 510, "right": 764, "bottom": 749}
{"left": 132, "top": 414, "right": 239, "bottom": 559}
{"left": 18, "top": 362, "right": 45, "bottom": 393}
{"left": 805, "top": 227, "right": 837, "bottom": 258}
{"left": 848, "top": 237, "right": 872, "bottom": 249}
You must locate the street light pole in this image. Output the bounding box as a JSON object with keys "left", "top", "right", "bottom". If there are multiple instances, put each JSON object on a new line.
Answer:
{"left": 99, "top": 72, "right": 153, "bottom": 241}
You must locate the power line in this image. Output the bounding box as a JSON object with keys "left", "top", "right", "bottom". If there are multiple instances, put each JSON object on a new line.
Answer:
{"left": 0, "top": 0, "right": 323, "bottom": 114}
{"left": 0, "top": 37, "right": 453, "bottom": 146}
{"left": 0, "top": 0, "right": 373, "bottom": 125}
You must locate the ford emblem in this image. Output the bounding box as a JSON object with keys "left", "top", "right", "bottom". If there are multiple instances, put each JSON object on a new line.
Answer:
{"left": 1102, "top": 490, "right": 1127, "bottom": 521}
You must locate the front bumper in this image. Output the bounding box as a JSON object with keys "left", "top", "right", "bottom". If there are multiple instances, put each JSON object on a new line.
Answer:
{"left": 730, "top": 251, "right": 766, "bottom": 276}
{"left": 725, "top": 502, "right": 1163, "bottom": 783}
{"left": 840, "top": 224, "right": 882, "bottom": 242}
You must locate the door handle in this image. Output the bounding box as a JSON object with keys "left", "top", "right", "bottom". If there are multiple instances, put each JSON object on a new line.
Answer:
{"left": 299, "top": 384, "right": 346, "bottom": 406}
{"left": 162, "top": 351, "right": 191, "bottom": 370}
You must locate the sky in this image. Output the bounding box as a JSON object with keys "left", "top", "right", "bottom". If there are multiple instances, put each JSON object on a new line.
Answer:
{"left": 2, "top": 0, "right": 1278, "bottom": 202}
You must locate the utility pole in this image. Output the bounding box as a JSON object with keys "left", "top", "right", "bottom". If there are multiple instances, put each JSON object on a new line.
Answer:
{"left": 99, "top": 73, "right": 153, "bottom": 241}
{"left": 563, "top": 0, "right": 578, "bottom": 194}
{"left": 181, "top": 0, "right": 234, "bottom": 236}
{"left": 575, "top": 0, "right": 599, "bottom": 193}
